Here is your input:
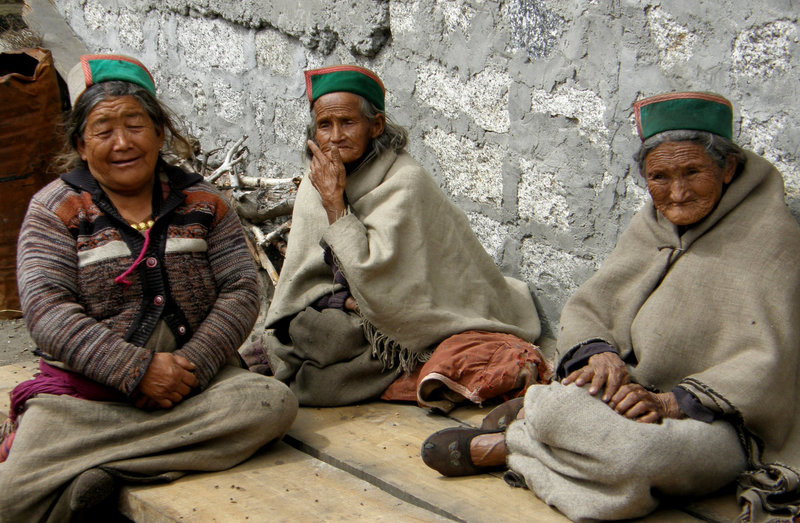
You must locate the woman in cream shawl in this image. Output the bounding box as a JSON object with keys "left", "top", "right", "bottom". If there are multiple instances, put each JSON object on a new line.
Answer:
{"left": 421, "top": 92, "right": 800, "bottom": 522}
{"left": 253, "top": 65, "right": 545, "bottom": 409}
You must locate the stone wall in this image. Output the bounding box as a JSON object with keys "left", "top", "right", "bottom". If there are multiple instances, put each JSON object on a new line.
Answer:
{"left": 52, "top": 0, "right": 800, "bottom": 335}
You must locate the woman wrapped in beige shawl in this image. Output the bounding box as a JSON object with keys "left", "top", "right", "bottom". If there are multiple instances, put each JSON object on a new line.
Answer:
{"left": 251, "top": 65, "right": 546, "bottom": 410}
{"left": 421, "top": 92, "right": 800, "bottom": 522}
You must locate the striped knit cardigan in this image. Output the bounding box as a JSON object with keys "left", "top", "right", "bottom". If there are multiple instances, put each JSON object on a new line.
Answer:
{"left": 15, "top": 161, "right": 260, "bottom": 395}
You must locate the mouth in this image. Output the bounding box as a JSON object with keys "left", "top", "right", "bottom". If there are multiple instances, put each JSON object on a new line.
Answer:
{"left": 111, "top": 157, "right": 141, "bottom": 167}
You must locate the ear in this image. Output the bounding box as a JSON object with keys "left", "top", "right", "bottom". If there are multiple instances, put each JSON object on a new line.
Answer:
{"left": 370, "top": 113, "right": 385, "bottom": 139}
{"left": 76, "top": 136, "right": 88, "bottom": 162}
{"left": 155, "top": 124, "right": 166, "bottom": 149}
{"left": 722, "top": 154, "right": 738, "bottom": 184}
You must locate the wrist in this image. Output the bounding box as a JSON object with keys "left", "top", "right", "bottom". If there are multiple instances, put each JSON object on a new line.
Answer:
{"left": 325, "top": 204, "right": 348, "bottom": 224}
{"left": 656, "top": 392, "right": 684, "bottom": 419}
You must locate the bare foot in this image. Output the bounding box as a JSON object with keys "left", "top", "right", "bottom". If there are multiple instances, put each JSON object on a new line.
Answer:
{"left": 469, "top": 432, "right": 507, "bottom": 467}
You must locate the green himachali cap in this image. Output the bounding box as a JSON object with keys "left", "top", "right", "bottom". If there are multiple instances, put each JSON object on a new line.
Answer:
{"left": 67, "top": 54, "right": 156, "bottom": 106}
{"left": 304, "top": 65, "right": 386, "bottom": 112}
{"left": 634, "top": 92, "right": 733, "bottom": 141}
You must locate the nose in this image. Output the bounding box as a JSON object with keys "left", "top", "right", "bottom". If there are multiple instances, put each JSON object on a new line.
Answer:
{"left": 669, "top": 178, "right": 689, "bottom": 201}
{"left": 329, "top": 123, "right": 344, "bottom": 142}
{"left": 111, "top": 128, "right": 132, "bottom": 149}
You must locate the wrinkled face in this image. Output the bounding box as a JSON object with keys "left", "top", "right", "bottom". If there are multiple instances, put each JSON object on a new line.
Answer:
{"left": 76, "top": 95, "right": 164, "bottom": 197}
{"left": 312, "top": 92, "right": 384, "bottom": 166}
{"left": 644, "top": 141, "right": 736, "bottom": 226}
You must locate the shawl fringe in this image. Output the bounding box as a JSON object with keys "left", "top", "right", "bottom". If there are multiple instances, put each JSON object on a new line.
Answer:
{"left": 680, "top": 377, "right": 739, "bottom": 417}
{"left": 329, "top": 248, "right": 432, "bottom": 373}
{"left": 361, "top": 316, "right": 431, "bottom": 373}
{"left": 736, "top": 463, "right": 800, "bottom": 522}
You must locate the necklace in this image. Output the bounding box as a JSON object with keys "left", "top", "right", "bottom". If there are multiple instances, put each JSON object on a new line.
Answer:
{"left": 130, "top": 218, "right": 155, "bottom": 231}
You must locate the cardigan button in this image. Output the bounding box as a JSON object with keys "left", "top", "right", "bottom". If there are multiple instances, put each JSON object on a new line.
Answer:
{"left": 153, "top": 295, "right": 164, "bottom": 306}
{"left": 177, "top": 325, "right": 187, "bottom": 335}
{"left": 145, "top": 257, "right": 158, "bottom": 268}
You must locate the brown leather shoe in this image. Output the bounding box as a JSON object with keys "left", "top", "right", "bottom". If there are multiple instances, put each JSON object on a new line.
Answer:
{"left": 480, "top": 397, "right": 524, "bottom": 431}
{"left": 421, "top": 427, "right": 503, "bottom": 477}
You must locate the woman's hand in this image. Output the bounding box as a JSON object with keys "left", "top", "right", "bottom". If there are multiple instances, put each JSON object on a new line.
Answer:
{"left": 308, "top": 140, "right": 347, "bottom": 224}
{"left": 344, "top": 296, "right": 359, "bottom": 313}
{"left": 562, "top": 351, "right": 630, "bottom": 402}
{"left": 608, "top": 384, "right": 684, "bottom": 423}
{"left": 134, "top": 353, "right": 199, "bottom": 409}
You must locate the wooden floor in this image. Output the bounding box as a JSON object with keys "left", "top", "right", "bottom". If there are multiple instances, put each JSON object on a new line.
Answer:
{"left": 1, "top": 362, "right": 741, "bottom": 522}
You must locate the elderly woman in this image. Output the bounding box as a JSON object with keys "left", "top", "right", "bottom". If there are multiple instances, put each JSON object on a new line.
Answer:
{"left": 421, "top": 92, "right": 800, "bottom": 521}
{"left": 0, "top": 55, "right": 298, "bottom": 521}
{"left": 253, "top": 65, "right": 547, "bottom": 409}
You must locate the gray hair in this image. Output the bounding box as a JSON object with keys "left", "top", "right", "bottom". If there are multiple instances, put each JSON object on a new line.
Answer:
{"left": 54, "top": 80, "right": 194, "bottom": 173}
{"left": 304, "top": 95, "right": 408, "bottom": 165}
{"left": 633, "top": 129, "right": 746, "bottom": 176}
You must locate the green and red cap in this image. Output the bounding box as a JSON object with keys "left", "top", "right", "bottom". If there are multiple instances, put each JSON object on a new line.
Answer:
{"left": 304, "top": 65, "right": 385, "bottom": 112}
{"left": 634, "top": 92, "right": 733, "bottom": 141}
{"left": 67, "top": 54, "right": 156, "bottom": 106}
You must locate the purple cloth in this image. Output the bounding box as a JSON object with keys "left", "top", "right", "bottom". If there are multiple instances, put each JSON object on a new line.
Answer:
{"left": 673, "top": 386, "right": 715, "bottom": 423}
{"left": 557, "top": 340, "right": 616, "bottom": 378}
{"left": 8, "top": 360, "right": 124, "bottom": 422}
{"left": 312, "top": 246, "right": 353, "bottom": 311}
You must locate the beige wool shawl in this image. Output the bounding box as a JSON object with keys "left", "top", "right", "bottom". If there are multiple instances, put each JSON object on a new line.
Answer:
{"left": 556, "top": 150, "right": 800, "bottom": 512}
{"left": 266, "top": 150, "right": 541, "bottom": 371}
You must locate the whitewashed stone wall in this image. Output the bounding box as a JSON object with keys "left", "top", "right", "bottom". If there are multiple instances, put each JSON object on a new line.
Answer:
{"left": 53, "top": 0, "right": 800, "bottom": 335}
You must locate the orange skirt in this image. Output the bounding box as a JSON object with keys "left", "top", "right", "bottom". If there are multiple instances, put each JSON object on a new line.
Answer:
{"left": 381, "top": 330, "right": 552, "bottom": 412}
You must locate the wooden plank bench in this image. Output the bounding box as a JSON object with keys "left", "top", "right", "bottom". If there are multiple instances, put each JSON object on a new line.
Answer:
{"left": 120, "top": 442, "right": 448, "bottom": 522}
{"left": 285, "top": 402, "right": 744, "bottom": 523}
{"left": 0, "top": 363, "right": 741, "bottom": 521}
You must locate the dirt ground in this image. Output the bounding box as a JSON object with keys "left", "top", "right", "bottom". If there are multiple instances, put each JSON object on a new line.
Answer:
{"left": 0, "top": 318, "right": 37, "bottom": 366}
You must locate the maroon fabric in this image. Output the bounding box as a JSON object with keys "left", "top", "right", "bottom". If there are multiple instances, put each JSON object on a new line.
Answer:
{"left": 8, "top": 360, "right": 124, "bottom": 422}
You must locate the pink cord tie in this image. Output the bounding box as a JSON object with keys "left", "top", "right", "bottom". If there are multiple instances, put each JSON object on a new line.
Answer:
{"left": 114, "top": 228, "right": 151, "bottom": 288}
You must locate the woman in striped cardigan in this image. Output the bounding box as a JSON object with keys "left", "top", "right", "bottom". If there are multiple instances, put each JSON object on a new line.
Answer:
{"left": 0, "top": 54, "right": 297, "bottom": 522}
